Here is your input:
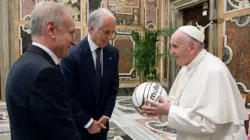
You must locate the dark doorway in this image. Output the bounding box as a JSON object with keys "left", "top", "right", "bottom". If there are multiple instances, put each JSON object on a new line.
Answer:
{"left": 183, "top": 2, "right": 209, "bottom": 50}
{"left": 88, "top": 0, "right": 102, "bottom": 13}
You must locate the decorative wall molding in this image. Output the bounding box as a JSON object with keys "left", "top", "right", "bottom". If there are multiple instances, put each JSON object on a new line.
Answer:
{"left": 146, "top": 23, "right": 156, "bottom": 28}
{"left": 222, "top": 45, "right": 233, "bottom": 64}
{"left": 119, "top": 68, "right": 136, "bottom": 76}
{"left": 56, "top": 0, "right": 82, "bottom": 22}
{"left": 116, "top": 30, "right": 132, "bottom": 35}
{"left": 222, "top": 15, "right": 250, "bottom": 64}
{"left": 225, "top": 0, "right": 250, "bottom": 13}
{"left": 109, "top": 0, "right": 139, "bottom": 14}
{"left": 144, "top": 0, "right": 158, "bottom": 28}
{"left": 20, "top": 0, "right": 82, "bottom": 22}
{"left": 222, "top": 21, "right": 233, "bottom": 65}
{"left": 19, "top": 0, "right": 37, "bottom": 20}
{"left": 19, "top": 24, "right": 31, "bottom": 55}
{"left": 171, "top": 0, "right": 207, "bottom": 10}
{"left": 112, "top": 31, "right": 137, "bottom": 79}
{"left": 230, "top": 14, "right": 250, "bottom": 27}
{"left": 86, "top": 0, "right": 89, "bottom": 21}
{"left": 119, "top": 70, "right": 137, "bottom": 80}
{"left": 21, "top": 24, "right": 31, "bottom": 34}
{"left": 237, "top": 82, "right": 250, "bottom": 92}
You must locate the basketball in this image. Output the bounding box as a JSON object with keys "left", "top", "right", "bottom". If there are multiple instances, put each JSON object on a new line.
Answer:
{"left": 132, "top": 82, "right": 168, "bottom": 114}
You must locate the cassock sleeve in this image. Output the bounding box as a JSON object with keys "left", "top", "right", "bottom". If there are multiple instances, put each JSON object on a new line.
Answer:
{"left": 167, "top": 105, "right": 223, "bottom": 134}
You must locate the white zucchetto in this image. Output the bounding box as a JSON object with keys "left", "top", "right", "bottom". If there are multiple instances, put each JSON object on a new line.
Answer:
{"left": 178, "top": 21, "right": 213, "bottom": 43}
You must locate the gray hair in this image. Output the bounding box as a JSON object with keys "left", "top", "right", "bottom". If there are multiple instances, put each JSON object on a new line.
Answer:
{"left": 87, "top": 8, "right": 115, "bottom": 33}
{"left": 30, "top": 1, "right": 72, "bottom": 38}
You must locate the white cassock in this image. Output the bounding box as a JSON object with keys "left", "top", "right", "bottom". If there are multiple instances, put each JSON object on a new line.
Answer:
{"left": 159, "top": 49, "right": 248, "bottom": 140}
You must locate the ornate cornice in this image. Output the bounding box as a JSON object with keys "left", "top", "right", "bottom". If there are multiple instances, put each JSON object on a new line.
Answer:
{"left": 171, "top": 0, "right": 207, "bottom": 10}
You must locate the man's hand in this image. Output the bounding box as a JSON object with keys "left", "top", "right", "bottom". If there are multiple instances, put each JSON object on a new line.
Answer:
{"left": 98, "top": 116, "right": 109, "bottom": 125}
{"left": 142, "top": 96, "right": 171, "bottom": 116}
{"left": 87, "top": 120, "right": 106, "bottom": 134}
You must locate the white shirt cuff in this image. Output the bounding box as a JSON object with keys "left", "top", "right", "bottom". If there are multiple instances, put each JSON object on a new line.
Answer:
{"left": 84, "top": 118, "right": 93, "bottom": 129}
{"left": 103, "top": 116, "right": 110, "bottom": 120}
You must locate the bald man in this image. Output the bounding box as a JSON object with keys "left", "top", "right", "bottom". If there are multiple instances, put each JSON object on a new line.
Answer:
{"left": 142, "top": 25, "right": 248, "bottom": 140}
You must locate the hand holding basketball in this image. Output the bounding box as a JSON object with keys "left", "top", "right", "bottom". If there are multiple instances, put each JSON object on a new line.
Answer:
{"left": 132, "top": 82, "right": 168, "bottom": 116}
{"left": 142, "top": 96, "right": 171, "bottom": 116}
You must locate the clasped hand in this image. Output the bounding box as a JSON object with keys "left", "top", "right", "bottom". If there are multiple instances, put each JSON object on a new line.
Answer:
{"left": 87, "top": 116, "right": 108, "bottom": 134}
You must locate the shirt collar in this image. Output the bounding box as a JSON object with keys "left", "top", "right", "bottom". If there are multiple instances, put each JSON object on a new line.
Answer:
{"left": 88, "top": 35, "right": 100, "bottom": 52}
{"left": 185, "top": 49, "right": 207, "bottom": 69}
{"left": 32, "top": 42, "right": 59, "bottom": 65}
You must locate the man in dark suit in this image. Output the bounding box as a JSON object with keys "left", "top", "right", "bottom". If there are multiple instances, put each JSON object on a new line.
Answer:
{"left": 5, "top": 2, "right": 81, "bottom": 140}
{"left": 60, "top": 8, "right": 119, "bottom": 140}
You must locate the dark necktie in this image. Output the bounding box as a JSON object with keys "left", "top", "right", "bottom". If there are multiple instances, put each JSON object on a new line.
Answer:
{"left": 56, "top": 64, "right": 61, "bottom": 71}
{"left": 95, "top": 48, "right": 102, "bottom": 93}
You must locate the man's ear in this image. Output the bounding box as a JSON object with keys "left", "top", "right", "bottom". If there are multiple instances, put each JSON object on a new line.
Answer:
{"left": 89, "top": 24, "right": 95, "bottom": 34}
{"left": 46, "top": 21, "right": 56, "bottom": 39}
{"left": 189, "top": 42, "right": 197, "bottom": 54}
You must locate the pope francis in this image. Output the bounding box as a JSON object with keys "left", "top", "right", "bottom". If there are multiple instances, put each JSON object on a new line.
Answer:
{"left": 142, "top": 23, "right": 248, "bottom": 140}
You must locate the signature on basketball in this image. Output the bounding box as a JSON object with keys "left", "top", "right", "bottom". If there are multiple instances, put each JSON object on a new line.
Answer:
{"left": 150, "top": 84, "right": 159, "bottom": 101}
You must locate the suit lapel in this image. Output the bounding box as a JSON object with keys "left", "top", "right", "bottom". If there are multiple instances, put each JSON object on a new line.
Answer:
{"left": 102, "top": 46, "right": 111, "bottom": 83}
{"left": 26, "top": 45, "right": 71, "bottom": 98}
{"left": 80, "top": 38, "right": 114, "bottom": 103}
{"left": 80, "top": 38, "right": 98, "bottom": 101}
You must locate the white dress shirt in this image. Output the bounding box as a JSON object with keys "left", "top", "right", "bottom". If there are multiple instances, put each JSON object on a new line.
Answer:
{"left": 88, "top": 35, "right": 103, "bottom": 75}
{"left": 32, "top": 42, "right": 58, "bottom": 65}
{"left": 84, "top": 36, "right": 109, "bottom": 129}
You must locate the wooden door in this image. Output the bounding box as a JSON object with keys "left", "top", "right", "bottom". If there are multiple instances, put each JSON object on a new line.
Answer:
{"left": 183, "top": 3, "right": 209, "bottom": 50}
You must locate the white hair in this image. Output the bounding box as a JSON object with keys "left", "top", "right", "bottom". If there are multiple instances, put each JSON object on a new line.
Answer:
{"left": 30, "top": 1, "right": 71, "bottom": 38}
{"left": 87, "top": 8, "right": 115, "bottom": 33}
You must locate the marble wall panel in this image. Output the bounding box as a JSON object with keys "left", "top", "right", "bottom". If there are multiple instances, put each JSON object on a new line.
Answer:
{"left": 225, "top": 19, "right": 250, "bottom": 91}
{"left": 107, "top": 0, "right": 141, "bottom": 26}
{"left": 54, "top": 0, "right": 82, "bottom": 22}
{"left": 19, "top": 0, "right": 35, "bottom": 20}
{"left": 144, "top": 0, "right": 158, "bottom": 28}
{"left": 113, "top": 31, "right": 136, "bottom": 78}
{"left": 20, "top": 0, "right": 82, "bottom": 22}
{"left": 164, "top": 0, "right": 168, "bottom": 27}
